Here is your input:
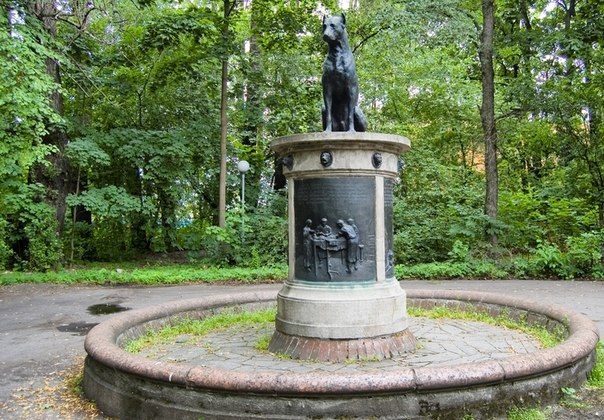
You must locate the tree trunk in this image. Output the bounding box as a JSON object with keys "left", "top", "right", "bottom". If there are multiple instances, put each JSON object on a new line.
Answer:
{"left": 563, "top": 0, "right": 576, "bottom": 31}
{"left": 28, "top": 2, "right": 73, "bottom": 235}
{"left": 218, "top": 0, "right": 231, "bottom": 228}
{"left": 479, "top": 0, "right": 498, "bottom": 245}
{"left": 219, "top": 57, "right": 228, "bottom": 228}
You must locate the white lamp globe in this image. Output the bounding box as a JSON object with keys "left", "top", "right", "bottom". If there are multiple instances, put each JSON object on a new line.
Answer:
{"left": 237, "top": 160, "right": 250, "bottom": 174}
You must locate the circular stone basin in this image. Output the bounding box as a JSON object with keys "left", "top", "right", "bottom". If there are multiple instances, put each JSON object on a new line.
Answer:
{"left": 83, "top": 289, "right": 600, "bottom": 419}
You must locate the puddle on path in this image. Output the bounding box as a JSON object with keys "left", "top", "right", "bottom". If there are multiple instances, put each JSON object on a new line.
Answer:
{"left": 87, "top": 303, "right": 130, "bottom": 315}
{"left": 55, "top": 303, "right": 130, "bottom": 336}
{"left": 57, "top": 322, "right": 98, "bottom": 336}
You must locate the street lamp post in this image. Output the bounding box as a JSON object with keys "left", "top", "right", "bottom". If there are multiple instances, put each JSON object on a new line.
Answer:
{"left": 237, "top": 160, "right": 250, "bottom": 244}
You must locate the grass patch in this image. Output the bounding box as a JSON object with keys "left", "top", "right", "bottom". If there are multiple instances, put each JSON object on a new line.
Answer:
{"left": 559, "top": 386, "right": 591, "bottom": 409}
{"left": 506, "top": 406, "right": 548, "bottom": 420}
{"left": 125, "top": 307, "right": 277, "bottom": 353}
{"left": 254, "top": 333, "right": 272, "bottom": 352}
{"left": 0, "top": 263, "right": 287, "bottom": 286}
{"left": 588, "top": 341, "right": 604, "bottom": 388}
{"left": 344, "top": 356, "right": 382, "bottom": 364}
{"left": 407, "top": 305, "right": 566, "bottom": 348}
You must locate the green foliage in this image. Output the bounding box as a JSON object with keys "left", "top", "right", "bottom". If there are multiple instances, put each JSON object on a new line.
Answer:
{"left": 23, "top": 210, "right": 63, "bottom": 272}
{"left": 65, "top": 138, "right": 111, "bottom": 169}
{"left": 67, "top": 185, "right": 155, "bottom": 261}
{"left": 200, "top": 197, "right": 287, "bottom": 267}
{"left": 254, "top": 334, "right": 272, "bottom": 352}
{"left": 502, "top": 235, "right": 604, "bottom": 280}
{"left": 396, "top": 260, "right": 508, "bottom": 280}
{"left": 531, "top": 241, "right": 565, "bottom": 277}
{"left": 0, "top": 9, "right": 62, "bottom": 182}
{"left": 559, "top": 386, "right": 590, "bottom": 409}
{"left": 68, "top": 186, "right": 153, "bottom": 218}
{"left": 244, "top": 192, "right": 288, "bottom": 266}
{"left": 1, "top": 184, "right": 62, "bottom": 271}
{"left": 564, "top": 233, "right": 604, "bottom": 278}
{"left": 0, "top": 3, "right": 65, "bottom": 271}
{"left": 202, "top": 223, "right": 242, "bottom": 266}
{"left": 501, "top": 189, "right": 597, "bottom": 246}
{"left": 2, "top": 0, "right": 604, "bottom": 278}
{"left": 448, "top": 240, "right": 470, "bottom": 262}
{"left": 0, "top": 218, "right": 11, "bottom": 269}
{"left": 394, "top": 147, "right": 487, "bottom": 264}
{"left": 141, "top": 7, "right": 219, "bottom": 51}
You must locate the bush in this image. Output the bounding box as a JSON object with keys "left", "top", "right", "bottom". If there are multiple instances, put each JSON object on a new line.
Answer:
{"left": 0, "top": 218, "right": 11, "bottom": 269}
{"left": 499, "top": 191, "right": 598, "bottom": 253}
{"left": 62, "top": 220, "right": 94, "bottom": 262}
{"left": 531, "top": 241, "right": 565, "bottom": 277}
{"left": 24, "top": 210, "right": 62, "bottom": 271}
{"left": 396, "top": 259, "right": 508, "bottom": 280}
{"left": 245, "top": 210, "right": 288, "bottom": 267}
{"left": 498, "top": 191, "right": 546, "bottom": 252}
{"left": 1, "top": 184, "right": 63, "bottom": 271}
{"left": 201, "top": 222, "right": 242, "bottom": 266}
{"left": 564, "top": 232, "right": 604, "bottom": 278}
{"left": 200, "top": 201, "right": 287, "bottom": 268}
{"left": 393, "top": 148, "right": 488, "bottom": 264}
{"left": 66, "top": 186, "right": 156, "bottom": 261}
{"left": 501, "top": 233, "right": 604, "bottom": 279}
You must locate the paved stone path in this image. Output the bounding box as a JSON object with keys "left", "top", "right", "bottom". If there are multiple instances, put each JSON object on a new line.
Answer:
{"left": 137, "top": 317, "right": 542, "bottom": 373}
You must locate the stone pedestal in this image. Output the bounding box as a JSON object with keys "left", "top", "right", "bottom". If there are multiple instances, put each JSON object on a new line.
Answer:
{"left": 269, "top": 132, "right": 415, "bottom": 361}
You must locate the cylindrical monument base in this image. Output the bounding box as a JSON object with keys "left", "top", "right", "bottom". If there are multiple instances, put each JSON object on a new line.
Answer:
{"left": 275, "top": 278, "right": 407, "bottom": 339}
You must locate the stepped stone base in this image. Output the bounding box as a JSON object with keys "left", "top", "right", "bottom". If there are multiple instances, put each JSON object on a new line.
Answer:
{"left": 268, "top": 329, "right": 416, "bottom": 362}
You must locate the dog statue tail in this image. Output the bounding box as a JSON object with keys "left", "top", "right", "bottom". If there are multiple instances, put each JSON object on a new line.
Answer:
{"left": 353, "top": 106, "right": 368, "bottom": 132}
{"left": 322, "top": 106, "right": 368, "bottom": 132}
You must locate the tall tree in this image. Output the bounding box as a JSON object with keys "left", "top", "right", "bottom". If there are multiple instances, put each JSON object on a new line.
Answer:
{"left": 218, "top": 0, "right": 238, "bottom": 227}
{"left": 479, "top": 0, "right": 498, "bottom": 244}
{"left": 27, "top": 1, "right": 74, "bottom": 235}
{"left": 0, "top": 2, "right": 66, "bottom": 269}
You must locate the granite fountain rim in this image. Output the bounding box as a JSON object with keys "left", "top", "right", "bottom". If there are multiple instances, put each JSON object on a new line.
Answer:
{"left": 83, "top": 288, "right": 599, "bottom": 395}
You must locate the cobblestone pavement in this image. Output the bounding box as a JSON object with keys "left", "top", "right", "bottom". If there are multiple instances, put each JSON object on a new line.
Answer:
{"left": 137, "top": 317, "right": 541, "bottom": 373}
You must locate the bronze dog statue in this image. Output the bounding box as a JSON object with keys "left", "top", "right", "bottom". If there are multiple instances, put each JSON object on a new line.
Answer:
{"left": 321, "top": 13, "right": 367, "bottom": 132}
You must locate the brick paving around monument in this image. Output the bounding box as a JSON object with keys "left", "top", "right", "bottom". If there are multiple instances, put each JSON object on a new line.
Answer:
{"left": 136, "top": 318, "right": 541, "bottom": 373}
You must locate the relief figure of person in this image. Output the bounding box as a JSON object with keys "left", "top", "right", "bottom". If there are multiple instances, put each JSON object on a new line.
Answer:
{"left": 302, "top": 219, "right": 315, "bottom": 272}
{"left": 315, "top": 217, "right": 332, "bottom": 269}
{"left": 337, "top": 219, "right": 359, "bottom": 273}
{"left": 316, "top": 218, "right": 333, "bottom": 237}
{"left": 347, "top": 218, "right": 359, "bottom": 236}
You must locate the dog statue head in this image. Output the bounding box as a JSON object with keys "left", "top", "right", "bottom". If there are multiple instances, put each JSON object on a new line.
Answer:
{"left": 322, "top": 13, "right": 347, "bottom": 45}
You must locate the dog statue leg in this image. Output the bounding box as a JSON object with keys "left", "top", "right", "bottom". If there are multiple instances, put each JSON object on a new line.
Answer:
{"left": 347, "top": 91, "right": 356, "bottom": 132}
{"left": 348, "top": 108, "right": 355, "bottom": 132}
{"left": 323, "top": 86, "right": 333, "bottom": 132}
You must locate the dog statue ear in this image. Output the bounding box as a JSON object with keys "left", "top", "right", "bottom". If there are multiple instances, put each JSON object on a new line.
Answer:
{"left": 341, "top": 13, "right": 346, "bottom": 25}
{"left": 323, "top": 15, "right": 326, "bottom": 25}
